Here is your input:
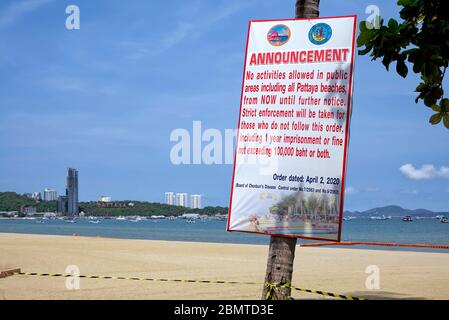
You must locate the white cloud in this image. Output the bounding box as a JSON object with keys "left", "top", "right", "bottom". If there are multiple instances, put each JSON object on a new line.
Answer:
{"left": 162, "top": 1, "right": 253, "bottom": 49}
{"left": 43, "top": 75, "right": 85, "bottom": 92}
{"left": 0, "top": 0, "right": 53, "bottom": 28}
{"left": 401, "top": 189, "right": 419, "bottom": 195}
{"left": 345, "top": 187, "right": 357, "bottom": 195}
{"left": 399, "top": 163, "right": 449, "bottom": 180}
{"left": 120, "top": 0, "right": 254, "bottom": 59}
{"left": 440, "top": 167, "right": 449, "bottom": 178}
{"left": 162, "top": 22, "right": 194, "bottom": 50}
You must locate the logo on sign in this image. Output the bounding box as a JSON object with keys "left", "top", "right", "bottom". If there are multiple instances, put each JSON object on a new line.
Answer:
{"left": 308, "top": 23, "right": 332, "bottom": 45}
{"left": 267, "top": 24, "right": 291, "bottom": 46}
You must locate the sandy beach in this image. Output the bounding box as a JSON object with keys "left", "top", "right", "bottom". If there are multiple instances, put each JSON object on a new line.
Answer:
{"left": 0, "top": 232, "right": 448, "bottom": 300}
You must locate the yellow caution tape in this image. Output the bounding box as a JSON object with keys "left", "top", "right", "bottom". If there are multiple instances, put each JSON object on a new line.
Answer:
{"left": 12, "top": 272, "right": 366, "bottom": 300}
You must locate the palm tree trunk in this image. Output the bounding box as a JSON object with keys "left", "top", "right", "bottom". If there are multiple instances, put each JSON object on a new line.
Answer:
{"left": 295, "top": 0, "right": 320, "bottom": 18}
{"left": 261, "top": 0, "right": 320, "bottom": 300}
{"left": 261, "top": 236, "right": 296, "bottom": 300}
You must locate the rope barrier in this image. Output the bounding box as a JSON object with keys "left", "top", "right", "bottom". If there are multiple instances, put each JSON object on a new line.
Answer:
{"left": 291, "top": 286, "right": 365, "bottom": 300}
{"left": 13, "top": 272, "right": 259, "bottom": 285}
{"left": 300, "top": 241, "right": 449, "bottom": 249}
{"left": 9, "top": 240, "right": 448, "bottom": 300}
{"left": 264, "top": 282, "right": 280, "bottom": 300}
{"left": 263, "top": 281, "right": 365, "bottom": 300}
{"left": 264, "top": 282, "right": 293, "bottom": 300}
{"left": 11, "top": 272, "right": 366, "bottom": 300}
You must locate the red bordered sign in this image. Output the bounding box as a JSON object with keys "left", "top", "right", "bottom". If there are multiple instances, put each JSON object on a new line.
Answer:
{"left": 227, "top": 15, "right": 357, "bottom": 241}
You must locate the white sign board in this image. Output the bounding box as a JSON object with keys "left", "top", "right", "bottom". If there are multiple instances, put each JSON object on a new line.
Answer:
{"left": 227, "top": 16, "right": 357, "bottom": 241}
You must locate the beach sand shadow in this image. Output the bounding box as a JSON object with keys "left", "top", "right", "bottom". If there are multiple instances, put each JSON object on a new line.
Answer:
{"left": 346, "top": 290, "right": 428, "bottom": 300}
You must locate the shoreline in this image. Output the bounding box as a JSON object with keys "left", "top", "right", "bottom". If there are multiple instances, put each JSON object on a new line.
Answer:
{"left": 3, "top": 231, "right": 448, "bottom": 251}
{"left": 0, "top": 227, "right": 448, "bottom": 254}
{"left": 1, "top": 232, "right": 449, "bottom": 299}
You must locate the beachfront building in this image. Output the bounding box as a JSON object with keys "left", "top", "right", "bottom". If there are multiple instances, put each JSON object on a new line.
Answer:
{"left": 176, "top": 193, "right": 188, "bottom": 207}
{"left": 99, "top": 195, "right": 112, "bottom": 203}
{"left": 32, "top": 192, "right": 41, "bottom": 201}
{"left": 57, "top": 195, "right": 67, "bottom": 214}
{"left": 66, "top": 168, "right": 79, "bottom": 217}
{"left": 181, "top": 213, "right": 200, "bottom": 219}
{"left": 43, "top": 188, "right": 57, "bottom": 201}
{"left": 190, "top": 194, "right": 202, "bottom": 209}
{"left": 20, "top": 206, "right": 37, "bottom": 215}
{"left": 165, "top": 192, "right": 174, "bottom": 205}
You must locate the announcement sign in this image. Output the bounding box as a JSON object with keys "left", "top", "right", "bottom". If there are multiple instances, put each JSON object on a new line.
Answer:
{"left": 227, "top": 16, "right": 356, "bottom": 241}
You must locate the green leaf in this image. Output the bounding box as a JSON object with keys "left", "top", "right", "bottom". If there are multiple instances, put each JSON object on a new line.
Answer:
{"left": 356, "top": 31, "right": 370, "bottom": 47}
{"left": 415, "top": 82, "right": 426, "bottom": 92}
{"left": 429, "top": 113, "right": 442, "bottom": 125}
{"left": 430, "top": 104, "right": 441, "bottom": 112}
{"left": 412, "top": 61, "right": 423, "bottom": 74}
{"left": 443, "top": 114, "right": 449, "bottom": 130}
{"left": 396, "top": 60, "right": 408, "bottom": 78}
{"left": 424, "top": 94, "right": 437, "bottom": 107}
{"left": 382, "top": 56, "right": 392, "bottom": 70}
{"left": 358, "top": 47, "right": 372, "bottom": 56}
{"left": 359, "top": 21, "right": 368, "bottom": 32}
{"left": 397, "top": 0, "right": 416, "bottom": 6}
{"left": 388, "top": 19, "right": 399, "bottom": 32}
{"left": 441, "top": 99, "right": 449, "bottom": 112}
{"left": 423, "top": 63, "right": 440, "bottom": 82}
{"left": 403, "top": 48, "right": 419, "bottom": 56}
{"left": 430, "top": 54, "right": 444, "bottom": 65}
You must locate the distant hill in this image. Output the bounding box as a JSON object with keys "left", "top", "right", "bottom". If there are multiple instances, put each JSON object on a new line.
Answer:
{"left": 1, "top": 192, "right": 446, "bottom": 218}
{"left": 0, "top": 191, "right": 56, "bottom": 212}
{"left": 344, "top": 205, "right": 448, "bottom": 217}
{"left": 0, "top": 192, "right": 227, "bottom": 217}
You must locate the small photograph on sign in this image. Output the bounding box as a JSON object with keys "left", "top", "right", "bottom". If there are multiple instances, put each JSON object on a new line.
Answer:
{"left": 234, "top": 187, "right": 340, "bottom": 237}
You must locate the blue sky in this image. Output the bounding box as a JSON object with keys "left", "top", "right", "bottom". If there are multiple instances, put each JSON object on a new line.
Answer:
{"left": 0, "top": 0, "right": 448, "bottom": 211}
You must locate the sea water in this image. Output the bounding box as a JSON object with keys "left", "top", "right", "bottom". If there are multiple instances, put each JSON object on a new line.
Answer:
{"left": 0, "top": 217, "right": 447, "bottom": 252}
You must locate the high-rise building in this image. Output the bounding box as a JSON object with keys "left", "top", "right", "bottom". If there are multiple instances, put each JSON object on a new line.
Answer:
{"left": 176, "top": 193, "right": 188, "bottom": 207}
{"left": 190, "top": 194, "right": 202, "bottom": 209}
{"left": 43, "top": 188, "right": 58, "bottom": 201}
{"left": 57, "top": 196, "right": 67, "bottom": 214}
{"left": 66, "top": 168, "right": 79, "bottom": 216}
{"left": 32, "top": 192, "right": 41, "bottom": 201}
{"left": 165, "top": 192, "right": 174, "bottom": 205}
